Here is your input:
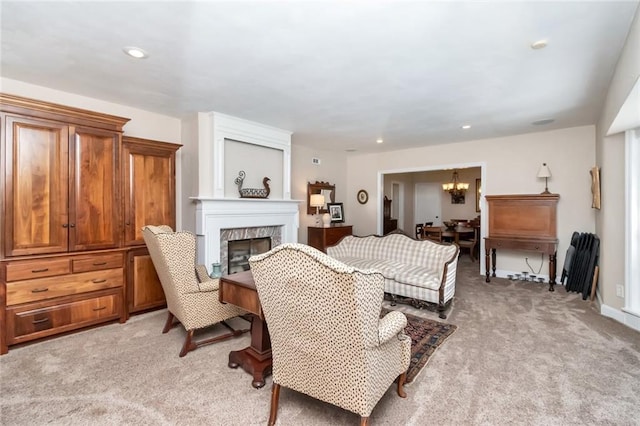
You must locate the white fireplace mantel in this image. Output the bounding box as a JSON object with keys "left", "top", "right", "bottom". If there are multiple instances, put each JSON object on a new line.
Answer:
{"left": 192, "top": 197, "right": 301, "bottom": 267}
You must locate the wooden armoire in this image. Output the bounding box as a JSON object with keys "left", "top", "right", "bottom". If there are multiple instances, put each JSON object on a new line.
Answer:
{"left": 0, "top": 94, "right": 180, "bottom": 354}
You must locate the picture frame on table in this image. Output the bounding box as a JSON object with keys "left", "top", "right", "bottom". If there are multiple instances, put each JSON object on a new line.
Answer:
{"left": 327, "top": 203, "right": 344, "bottom": 223}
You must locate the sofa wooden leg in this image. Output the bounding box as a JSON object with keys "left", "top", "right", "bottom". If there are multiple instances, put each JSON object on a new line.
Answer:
{"left": 438, "top": 302, "right": 447, "bottom": 319}
{"left": 360, "top": 416, "right": 370, "bottom": 426}
{"left": 268, "top": 383, "right": 281, "bottom": 426}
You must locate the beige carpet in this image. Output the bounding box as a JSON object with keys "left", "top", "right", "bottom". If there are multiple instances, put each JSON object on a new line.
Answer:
{"left": 1, "top": 256, "right": 639, "bottom": 425}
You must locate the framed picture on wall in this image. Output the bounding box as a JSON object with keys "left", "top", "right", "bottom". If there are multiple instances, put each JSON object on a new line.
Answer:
{"left": 476, "top": 178, "right": 482, "bottom": 212}
{"left": 327, "top": 203, "right": 344, "bottom": 223}
{"left": 590, "top": 167, "right": 601, "bottom": 209}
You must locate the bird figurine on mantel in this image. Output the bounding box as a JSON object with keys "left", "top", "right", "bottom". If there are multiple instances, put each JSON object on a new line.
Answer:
{"left": 235, "top": 171, "right": 271, "bottom": 199}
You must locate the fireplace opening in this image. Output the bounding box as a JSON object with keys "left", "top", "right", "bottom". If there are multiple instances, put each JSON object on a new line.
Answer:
{"left": 228, "top": 237, "right": 272, "bottom": 274}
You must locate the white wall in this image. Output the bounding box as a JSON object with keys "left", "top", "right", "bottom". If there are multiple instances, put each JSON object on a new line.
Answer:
{"left": 291, "top": 143, "right": 348, "bottom": 244}
{"left": 346, "top": 126, "right": 597, "bottom": 277}
{"left": 596, "top": 8, "right": 640, "bottom": 312}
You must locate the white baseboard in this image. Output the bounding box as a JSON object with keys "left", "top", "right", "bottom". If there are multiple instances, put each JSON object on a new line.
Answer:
{"left": 601, "top": 304, "right": 640, "bottom": 332}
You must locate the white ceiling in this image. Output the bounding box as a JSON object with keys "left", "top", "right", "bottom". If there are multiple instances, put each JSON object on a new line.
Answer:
{"left": 1, "top": 1, "right": 638, "bottom": 153}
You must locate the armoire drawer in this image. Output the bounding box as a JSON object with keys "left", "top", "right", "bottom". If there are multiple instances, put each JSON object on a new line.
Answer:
{"left": 72, "top": 253, "right": 124, "bottom": 273}
{"left": 5, "top": 258, "right": 71, "bottom": 282}
{"left": 6, "top": 268, "right": 123, "bottom": 306}
{"left": 6, "top": 291, "right": 122, "bottom": 344}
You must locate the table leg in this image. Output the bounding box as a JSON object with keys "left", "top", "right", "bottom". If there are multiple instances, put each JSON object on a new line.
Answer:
{"left": 229, "top": 315, "right": 272, "bottom": 388}
{"left": 491, "top": 248, "right": 497, "bottom": 278}
{"left": 548, "top": 252, "right": 557, "bottom": 292}
{"left": 485, "top": 247, "right": 491, "bottom": 282}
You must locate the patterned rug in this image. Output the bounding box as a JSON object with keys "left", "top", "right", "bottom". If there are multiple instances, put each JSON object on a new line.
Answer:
{"left": 382, "top": 308, "right": 457, "bottom": 384}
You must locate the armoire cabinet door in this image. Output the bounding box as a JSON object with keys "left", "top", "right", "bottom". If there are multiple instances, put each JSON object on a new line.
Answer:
{"left": 123, "top": 137, "right": 179, "bottom": 246}
{"left": 3, "top": 116, "right": 69, "bottom": 256}
{"left": 69, "top": 127, "right": 120, "bottom": 251}
{"left": 127, "top": 248, "right": 165, "bottom": 314}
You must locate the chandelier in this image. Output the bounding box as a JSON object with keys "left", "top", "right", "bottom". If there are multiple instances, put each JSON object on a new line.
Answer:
{"left": 442, "top": 169, "right": 469, "bottom": 196}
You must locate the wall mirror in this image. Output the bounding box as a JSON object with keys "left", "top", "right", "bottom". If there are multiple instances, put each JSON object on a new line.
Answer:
{"left": 307, "top": 181, "right": 335, "bottom": 214}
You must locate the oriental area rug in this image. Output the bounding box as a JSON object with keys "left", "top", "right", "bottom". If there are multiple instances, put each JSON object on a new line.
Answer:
{"left": 382, "top": 308, "right": 458, "bottom": 384}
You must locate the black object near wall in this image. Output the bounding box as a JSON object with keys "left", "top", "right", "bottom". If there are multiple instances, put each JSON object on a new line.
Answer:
{"left": 561, "top": 232, "right": 600, "bottom": 300}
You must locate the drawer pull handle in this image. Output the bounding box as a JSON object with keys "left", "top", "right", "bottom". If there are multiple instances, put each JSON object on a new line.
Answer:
{"left": 93, "top": 306, "right": 107, "bottom": 312}
{"left": 31, "top": 288, "right": 49, "bottom": 293}
{"left": 92, "top": 279, "right": 107, "bottom": 283}
{"left": 92, "top": 262, "right": 107, "bottom": 266}
{"left": 32, "top": 318, "right": 49, "bottom": 324}
{"left": 32, "top": 268, "right": 49, "bottom": 273}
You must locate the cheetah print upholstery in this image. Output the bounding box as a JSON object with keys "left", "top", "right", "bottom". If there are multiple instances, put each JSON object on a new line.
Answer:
{"left": 326, "top": 233, "right": 459, "bottom": 306}
{"left": 142, "top": 225, "right": 246, "bottom": 331}
{"left": 249, "top": 243, "right": 411, "bottom": 418}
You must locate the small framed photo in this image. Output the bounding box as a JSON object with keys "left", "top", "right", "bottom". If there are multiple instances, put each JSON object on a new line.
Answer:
{"left": 327, "top": 203, "right": 344, "bottom": 223}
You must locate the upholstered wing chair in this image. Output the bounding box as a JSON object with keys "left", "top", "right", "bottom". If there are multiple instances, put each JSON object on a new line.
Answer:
{"left": 249, "top": 243, "right": 411, "bottom": 426}
{"left": 142, "top": 225, "right": 249, "bottom": 357}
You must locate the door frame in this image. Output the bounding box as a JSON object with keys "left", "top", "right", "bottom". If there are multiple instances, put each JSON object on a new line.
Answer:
{"left": 378, "top": 161, "right": 487, "bottom": 275}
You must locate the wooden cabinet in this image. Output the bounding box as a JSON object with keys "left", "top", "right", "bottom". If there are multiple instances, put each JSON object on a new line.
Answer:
{"left": 383, "top": 196, "right": 397, "bottom": 235}
{"left": 308, "top": 225, "right": 353, "bottom": 253}
{"left": 3, "top": 251, "right": 125, "bottom": 347}
{"left": 2, "top": 111, "right": 125, "bottom": 257}
{"left": 122, "top": 136, "right": 180, "bottom": 315}
{"left": 126, "top": 248, "right": 165, "bottom": 315}
{"left": 1, "top": 94, "right": 129, "bottom": 354}
{"left": 122, "top": 137, "right": 180, "bottom": 246}
{"left": 484, "top": 194, "right": 560, "bottom": 290}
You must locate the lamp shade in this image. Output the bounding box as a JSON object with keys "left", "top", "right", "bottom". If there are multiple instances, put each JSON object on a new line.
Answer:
{"left": 537, "top": 163, "right": 552, "bottom": 178}
{"left": 310, "top": 194, "right": 325, "bottom": 208}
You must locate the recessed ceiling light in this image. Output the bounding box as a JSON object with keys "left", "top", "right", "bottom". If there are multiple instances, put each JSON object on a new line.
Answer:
{"left": 532, "top": 118, "right": 555, "bottom": 126}
{"left": 123, "top": 46, "right": 149, "bottom": 59}
{"left": 461, "top": 125, "right": 471, "bottom": 129}
{"left": 346, "top": 149, "right": 357, "bottom": 152}
{"left": 376, "top": 139, "right": 383, "bottom": 144}
{"left": 531, "top": 40, "right": 548, "bottom": 50}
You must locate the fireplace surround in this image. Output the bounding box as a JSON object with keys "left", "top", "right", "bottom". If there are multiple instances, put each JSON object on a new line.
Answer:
{"left": 190, "top": 112, "right": 300, "bottom": 273}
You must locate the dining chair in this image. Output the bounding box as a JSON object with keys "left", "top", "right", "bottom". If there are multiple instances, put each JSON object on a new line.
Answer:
{"left": 415, "top": 223, "right": 424, "bottom": 240}
{"left": 457, "top": 225, "right": 479, "bottom": 261}
{"left": 423, "top": 226, "right": 443, "bottom": 243}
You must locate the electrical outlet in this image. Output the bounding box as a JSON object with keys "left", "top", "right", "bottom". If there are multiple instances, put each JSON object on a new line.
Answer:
{"left": 312, "top": 157, "right": 321, "bottom": 165}
{"left": 616, "top": 284, "right": 624, "bottom": 298}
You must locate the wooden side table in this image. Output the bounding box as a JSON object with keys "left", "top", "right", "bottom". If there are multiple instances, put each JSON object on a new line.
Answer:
{"left": 307, "top": 224, "right": 353, "bottom": 252}
{"left": 218, "top": 270, "right": 271, "bottom": 388}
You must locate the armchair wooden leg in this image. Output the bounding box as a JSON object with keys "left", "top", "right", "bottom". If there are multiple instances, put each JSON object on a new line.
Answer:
{"left": 162, "top": 311, "right": 176, "bottom": 334}
{"left": 397, "top": 372, "right": 407, "bottom": 398}
{"left": 268, "top": 383, "right": 281, "bottom": 426}
{"left": 360, "top": 417, "right": 370, "bottom": 426}
{"left": 179, "top": 330, "right": 197, "bottom": 357}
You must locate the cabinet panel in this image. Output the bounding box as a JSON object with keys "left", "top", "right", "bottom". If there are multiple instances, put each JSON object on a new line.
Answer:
{"left": 72, "top": 253, "right": 123, "bottom": 273}
{"left": 127, "top": 248, "right": 165, "bottom": 313}
{"left": 4, "top": 116, "right": 69, "bottom": 256}
{"left": 122, "top": 137, "right": 179, "bottom": 246}
{"left": 70, "top": 127, "right": 120, "bottom": 251}
{"left": 7, "top": 291, "right": 121, "bottom": 344}
{"left": 6, "top": 268, "right": 123, "bottom": 305}
{"left": 6, "top": 258, "right": 71, "bottom": 282}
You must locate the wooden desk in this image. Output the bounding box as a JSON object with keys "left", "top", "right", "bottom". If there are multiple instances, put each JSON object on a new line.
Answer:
{"left": 219, "top": 270, "right": 271, "bottom": 388}
{"left": 307, "top": 224, "right": 352, "bottom": 252}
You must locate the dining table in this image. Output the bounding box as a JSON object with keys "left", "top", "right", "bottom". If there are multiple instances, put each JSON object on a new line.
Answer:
{"left": 441, "top": 225, "right": 475, "bottom": 243}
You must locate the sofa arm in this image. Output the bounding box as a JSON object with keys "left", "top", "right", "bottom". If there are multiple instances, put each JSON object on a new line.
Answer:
{"left": 377, "top": 310, "right": 408, "bottom": 344}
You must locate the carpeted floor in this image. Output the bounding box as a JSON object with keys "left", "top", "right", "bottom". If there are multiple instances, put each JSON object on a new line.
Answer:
{"left": 1, "top": 255, "right": 639, "bottom": 425}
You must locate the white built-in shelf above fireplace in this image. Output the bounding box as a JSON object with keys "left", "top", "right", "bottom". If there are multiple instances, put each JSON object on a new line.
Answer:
{"left": 190, "top": 112, "right": 301, "bottom": 270}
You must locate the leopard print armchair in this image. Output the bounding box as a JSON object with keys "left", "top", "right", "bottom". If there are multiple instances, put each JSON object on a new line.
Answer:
{"left": 249, "top": 243, "right": 411, "bottom": 426}
{"left": 142, "top": 225, "right": 248, "bottom": 357}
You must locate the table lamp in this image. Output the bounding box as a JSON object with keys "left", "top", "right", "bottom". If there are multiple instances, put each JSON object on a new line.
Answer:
{"left": 537, "top": 163, "right": 552, "bottom": 194}
{"left": 310, "top": 194, "right": 325, "bottom": 226}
